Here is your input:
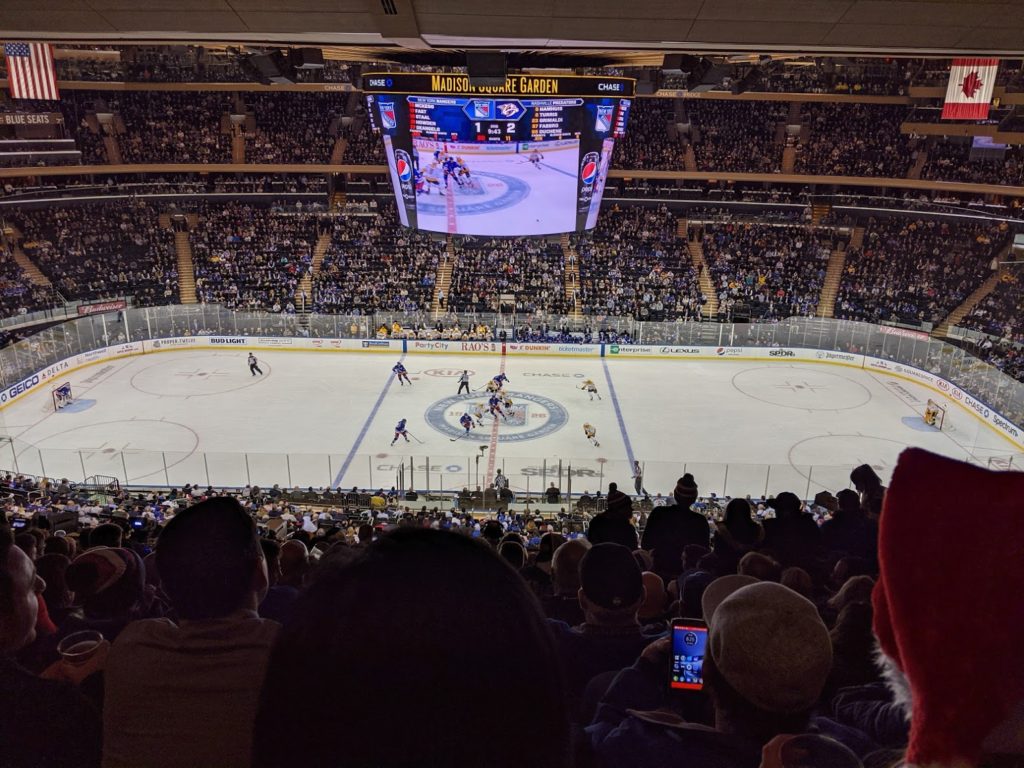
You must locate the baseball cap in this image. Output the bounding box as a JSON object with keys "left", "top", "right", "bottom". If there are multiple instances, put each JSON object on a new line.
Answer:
{"left": 579, "top": 543, "right": 643, "bottom": 610}
{"left": 702, "top": 578, "right": 832, "bottom": 714}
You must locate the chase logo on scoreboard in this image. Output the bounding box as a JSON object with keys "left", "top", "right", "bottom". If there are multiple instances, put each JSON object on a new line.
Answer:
{"left": 379, "top": 100, "right": 397, "bottom": 130}
{"left": 425, "top": 391, "right": 569, "bottom": 443}
{"left": 595, "top": 104, "right": 614, "bottom": 132}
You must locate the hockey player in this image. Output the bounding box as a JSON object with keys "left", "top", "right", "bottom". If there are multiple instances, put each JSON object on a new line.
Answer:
{"left": 248, "top": 353, "right": 263, "bottom": 376}
{"left": 443, "top": 156, "right": 464, "bottom": 189}
{"left": 492, "top": 372, "right": 510, "bottom": 388}
{"left": 459, "top": 412, "right": 475, "bottom": 435}
{"left": 422, "top": 164, "right": 442, "bottom": 195}
{"left": 470, "top": 401, "right": 486, "bottom": 427}
{"left": 485, "top": 379, "right": 502, "bottom": 394}
{"left": 457, "top": 370, "right": 471, "bottom": 395}
{"left": 528, "top": 149, "right": 543, "bottom": 168}
{"left": 583, "top": 423, "right": 599, "bottom": 447}
{"left": 392, "top": 362, "right": 411, "bottom": 386}
{"left": 580, "top": 378, "right": 602, "bottom": 401}
{"left": 391, "top": 418, "right": 411, "bottom": 446}
{"left": 488, "top": 394, "right": 506, "bottom": 422}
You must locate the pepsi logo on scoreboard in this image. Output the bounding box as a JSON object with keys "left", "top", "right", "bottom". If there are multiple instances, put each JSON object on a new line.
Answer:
{"left": 395, "top": 150, "right": 413, "bottom": 182}
{"left": 580, "top": 152, "right": 600, "bottom": 186}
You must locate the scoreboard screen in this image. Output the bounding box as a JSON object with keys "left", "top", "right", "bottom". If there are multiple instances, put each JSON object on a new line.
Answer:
{"left": 362, "top": 73, "right": 634, "bottom": 236}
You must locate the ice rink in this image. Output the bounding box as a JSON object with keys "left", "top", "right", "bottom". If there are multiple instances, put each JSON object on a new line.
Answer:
{"left": 1, "top": 350, "right": 1020, "bottom": 498}
{"left": 410, "top": 141, "right": 580, "bottom": 236}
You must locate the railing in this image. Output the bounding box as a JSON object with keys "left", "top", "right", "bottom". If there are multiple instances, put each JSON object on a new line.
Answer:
{"left": 0, "top": 307, "right": 1022, "bottom": 493}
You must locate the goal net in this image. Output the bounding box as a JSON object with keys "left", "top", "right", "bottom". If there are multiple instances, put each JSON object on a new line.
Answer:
{"left": 52, "top": 382, "right": 73, "bottom": 411}
{"left": 923, "top": 398, "right": 947, "bottom": 430}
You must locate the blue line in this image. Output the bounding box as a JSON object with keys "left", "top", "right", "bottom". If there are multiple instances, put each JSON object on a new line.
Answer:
{"left": 538, "top": 161, "right": 576, "bottom": 179}
{"left": 334, "top": 355, "right": 403, "bottom": 488}
{"left": 601, "top": 358, "right": 636, "bottom": 468}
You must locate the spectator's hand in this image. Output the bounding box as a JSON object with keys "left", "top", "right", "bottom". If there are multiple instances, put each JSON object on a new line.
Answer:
{"left": 41, "top": 638, "right": 111, "bottom": 685}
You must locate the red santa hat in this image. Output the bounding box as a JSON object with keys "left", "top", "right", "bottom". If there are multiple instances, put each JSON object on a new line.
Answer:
{"left": 873, "top": 448, "right": 1024, "bottom": 766}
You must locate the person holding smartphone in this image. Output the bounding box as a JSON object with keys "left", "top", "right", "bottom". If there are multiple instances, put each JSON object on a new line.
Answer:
{"left": 589, "top": 575, "right": 867, "bottom": 768}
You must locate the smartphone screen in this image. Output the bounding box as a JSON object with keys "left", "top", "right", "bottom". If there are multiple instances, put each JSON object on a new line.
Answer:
{"left": 671, "top": 619, "right": 708, "bottom": 691}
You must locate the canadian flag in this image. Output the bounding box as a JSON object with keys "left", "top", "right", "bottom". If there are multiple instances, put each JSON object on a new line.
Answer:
{"left": 942, "top": 58, "right": 999, "bottom": 120}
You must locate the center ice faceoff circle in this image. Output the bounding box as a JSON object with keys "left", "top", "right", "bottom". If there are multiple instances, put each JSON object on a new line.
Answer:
{"left": 425, "top": 391, "right": 569, "bottom": 442}
{"left": 415, "top": 172, "right": 529, "bottom": 216}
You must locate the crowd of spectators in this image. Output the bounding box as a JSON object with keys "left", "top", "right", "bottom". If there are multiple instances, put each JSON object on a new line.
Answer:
{"left": 688, "top": 100, "right": 785, "bottom": 173}
{"left": 0, "top": 242, "right": 53, "bottom": 316}
{"left": 447, "top": 237, "right": 569, "bottom": 315}
{"left": 700, "top": 221, "right": 840, "bottom": 320}
{"left": 574, "top": 205, "right": 704, "bottom": 320}
{"left": 15, "top": 201, "right": 178, "bottom": 306}
{"left": 241, "top": 93, "right": 339, "bottom": 164}
{"left": 835, "top": 217, "right": 1008, "bottom": 326}
{"left": 921, "top": 139, "right": 1024, "bottom": 187}
{"left": 341, "top": 115, "right": 386, "bottom": 164}
{"left": 314, "top": 203, "right": 441, "bottom": 314}
{"left": 5, "top": 446, "right": 1020, "bottom": 768}
{"left": 190, "top": 202, "right": 315, "bottom": 312}
{"left": 795, "top": 104, "right": 913, "bottom": 178}
{"left": 959, "top": 273, "right": 1024, "bottom": 343}
{"left": 611, "top": 98, "right": 683, "bottom": 170}
{"left": 111, "top": 92, "right": 232, "bottom": 163}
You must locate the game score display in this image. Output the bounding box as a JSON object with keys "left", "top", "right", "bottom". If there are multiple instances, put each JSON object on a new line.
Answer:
{"left": 362, "top": 73, "right": 635, "bottom": 236}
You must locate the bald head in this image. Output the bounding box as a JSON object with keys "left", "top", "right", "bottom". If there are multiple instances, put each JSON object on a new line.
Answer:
{"left": 551, "top": 539, "right": 591, "bottom": 596}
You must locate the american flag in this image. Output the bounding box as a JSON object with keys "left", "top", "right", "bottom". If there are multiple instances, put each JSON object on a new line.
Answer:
{"left": 3, "top": 42, "right": 59, "bottom": 101}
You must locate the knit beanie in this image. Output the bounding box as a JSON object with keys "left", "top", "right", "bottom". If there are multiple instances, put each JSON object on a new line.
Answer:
{"left": 606, "top": 482, "right": 632, "bottom": 518}
{"left": 873, "top": 448, "right": 1024, "bottom": 766}
{"left": 674, "top": 474, "right": 698, "bottom": 508}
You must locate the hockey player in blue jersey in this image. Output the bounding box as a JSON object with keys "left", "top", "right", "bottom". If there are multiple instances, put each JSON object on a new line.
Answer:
{"left": 392, "top": 362, "right": 411, "bottom": 386}
{"left": 492, "top": 372, "right": 510, "bottom": 387}
{"left": 488, "top": 394, "right": 507, "bottom": 422}
{"left": 459, "top": 412, "right": 475, "bottom": 435}
{"left": 391, "top": 418, "right": 410, "bottom": 446}
{"left": 443, "top": 157, "right": 464, "bottom": 189}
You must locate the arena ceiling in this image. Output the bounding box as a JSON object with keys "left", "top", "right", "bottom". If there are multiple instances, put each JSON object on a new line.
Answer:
{"left": 2, "top": 0, "right": 1022, "bottom": 57}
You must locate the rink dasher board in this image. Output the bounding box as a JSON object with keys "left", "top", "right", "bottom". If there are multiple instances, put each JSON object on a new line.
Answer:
{"left": 1, "top": 336, "right": 1021, "bottom": 451}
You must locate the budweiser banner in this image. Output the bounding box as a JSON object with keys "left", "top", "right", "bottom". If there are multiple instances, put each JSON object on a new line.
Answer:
{"left": 77, "top": 299, "right": 127, "bottom": 316}
{"left": 942, "top": 58, "right": 999, "bottom": 120}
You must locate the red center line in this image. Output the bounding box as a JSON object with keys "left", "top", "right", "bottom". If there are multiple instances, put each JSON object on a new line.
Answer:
{"left": 484, "top": 349, "right": 506, "bottom": 483}
{"left": 445, "top": 179, "right": 458, "bottom": 234}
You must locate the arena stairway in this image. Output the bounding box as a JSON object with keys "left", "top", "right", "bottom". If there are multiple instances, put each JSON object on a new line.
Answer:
{"left": 684, "top": 224, "right": 718, "bottom": 318}
{"left": 231, "top": 128, "right": 246, "bottom": 163}
{"left": 816, "top": 243, "right": 848, "bottom": 318}
{"left": 430, "top": 237, "right": 454, "bottom": 318}
{"left": 330, "top": 136, "right": 348, "bottom": 164}
{"left": 560, "top": 233, "right": 581, "bottom": 319}
{"left": 908, "top": 145, "right": 929, "bottom": 180}
{"left": 684, "top": 145, "right": 698, "bottom": 172}
{"left": 295, "top": 226, "right": 334, "bottom": 316}
{"left": 101, "top": 132, "right": 122, "bottom": 164}
{"left": 811, "top": 203, "right": 831, "bottom": 224}
{"left": 782, "top": 144, "right": 797, "bottom": 173}
{"left": 4, "top": 225, "right": 53, "bottom": 290}
{"left": 849, "top": 225, "right": 865, "bottom": 250}
{"left": 173, "top": 230, "right": 197, "bottom": 305}
{"left": 933, "top": 242, "right": 1011, "bottom": 336}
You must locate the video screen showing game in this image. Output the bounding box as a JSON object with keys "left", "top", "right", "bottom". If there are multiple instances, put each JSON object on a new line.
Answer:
{"left": 363, "top": 73, "right": 634, "bottom": 236}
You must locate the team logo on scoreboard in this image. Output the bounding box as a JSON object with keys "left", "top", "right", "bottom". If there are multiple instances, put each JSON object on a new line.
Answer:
{"left": 495, "top": 100, "right": 526, "bottom": 120}
{"left": 580, "top": 152, "right": 600, "bottom": 185}
{"left": 468, "top": 100, "right": 493, "bottom": 119}
{"left": 379, "top": 100, "right": 397, "bottom": 130}
{"left": 395, "top": 150, "right": 413, "bottom": 183}
{"left": 595, "top": 104, "right": 614, "bottom": 132}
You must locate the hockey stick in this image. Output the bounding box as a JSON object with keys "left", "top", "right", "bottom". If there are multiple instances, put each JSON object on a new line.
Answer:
{"left": 406, "top": 431, "right": 426, "bottom": 445}
{"left": 449, "top": 431, "right": 470, "bottom": 442}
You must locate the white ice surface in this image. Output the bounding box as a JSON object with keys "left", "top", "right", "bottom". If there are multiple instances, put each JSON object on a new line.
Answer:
{"left": 1, "top": 351, "right": 1018, "bottom": 497}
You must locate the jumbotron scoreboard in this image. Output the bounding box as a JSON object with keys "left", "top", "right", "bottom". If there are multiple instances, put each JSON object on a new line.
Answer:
{"left": 362, "top": 73, "right": 636, "bottom": 236}
{"left": 363, "top": 73, "right": 633, "bottom": 143}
